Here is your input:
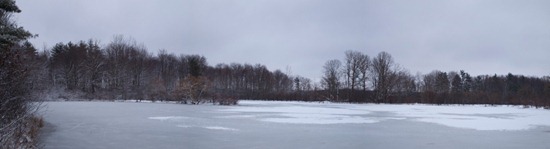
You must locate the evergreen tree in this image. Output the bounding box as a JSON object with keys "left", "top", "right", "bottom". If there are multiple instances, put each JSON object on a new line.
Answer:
{"left": 0, "top": 0, "right": 39, "bottom": 147}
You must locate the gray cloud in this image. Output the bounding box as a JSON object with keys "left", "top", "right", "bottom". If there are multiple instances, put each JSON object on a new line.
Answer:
{"left": 17, "top": 0, "right": 550, "bottom": 80}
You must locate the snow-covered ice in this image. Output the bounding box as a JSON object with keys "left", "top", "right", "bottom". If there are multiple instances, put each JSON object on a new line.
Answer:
{"left": 261, "top": 113, "right": 379, "bottom": 124}
{"left": 39, "top": 100, "right": 550, "bottom": 149}
{"left": 147, "top": 116, "right": 189, "bottom": 121}
{"left": 223, "top": 100, "right": 550, "bottom": 131}
{"left": 203, "top": 126, "right": 238, "bottom": 131}
{"left": 174, "top": 125, "right": 238, "bottom": 131}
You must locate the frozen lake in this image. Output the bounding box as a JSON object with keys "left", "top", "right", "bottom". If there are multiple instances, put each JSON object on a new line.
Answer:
{"left": 39, "top": 100, "right": 550, "bottom": 149}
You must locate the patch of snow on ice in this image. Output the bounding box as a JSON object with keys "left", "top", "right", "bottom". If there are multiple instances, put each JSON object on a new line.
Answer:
{"left": 263, "top": 113, "right": 378, "bottom": 124}
{"left": 341, "top": 103, "right": 550, "bottom": 131}
{"left": 217, "top": 115, "right": 257, "bottom": 119}
{"left": 176, "top": 125, "right": 192, "bottom": 128}
{"left": 225, "top": 100, "right": 550, "bottom": 131}
{"left": 176, "top": 125, "right": 238, "bottom": 131}
{"left": 203, "top": 126, "right": 238, "bottom": 131}
{"left": 224, "top": 106, "right": 368, "bottom": 115}
{"left": 148, "top": 116, "right": 189, "bottom": 121}
{"left": 223, "top": 101, "right": 372, "bottom": 124}
{"left": 394, "top": 105, "right": 549, "bottom": 131}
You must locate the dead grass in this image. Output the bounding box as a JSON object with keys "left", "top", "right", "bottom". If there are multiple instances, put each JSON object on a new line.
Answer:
{"left": 0, "top": 116, "right": 44, "bottom": 149}
{"left": 28, "top": 116, "right": 44, "bottom": 140}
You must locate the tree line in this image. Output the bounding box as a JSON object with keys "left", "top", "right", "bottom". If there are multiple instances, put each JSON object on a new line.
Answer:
{"left": 26, "top": 36, "right": 322, "bottom": 105}
{"left": 22, "top": 37, "right": 550, "bottom": 108}
{"left": 320, "top": 50, "right": 550, "bottom": 108}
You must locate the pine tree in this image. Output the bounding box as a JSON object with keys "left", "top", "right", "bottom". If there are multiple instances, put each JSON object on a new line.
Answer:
{"left": 0, "top": 0, "right": 38, "bottom": 147}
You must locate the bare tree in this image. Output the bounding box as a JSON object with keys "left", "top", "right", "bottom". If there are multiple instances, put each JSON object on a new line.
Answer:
{"left": 156, "top": 50, "right": 179, "bottom": 98}
{"left": 357, "top": 54, "right": 371, "bottom": 92}
{"left": 343, "top": 50, "right": 361, "bottom": 91}
{"left": 421, "top": 71, "right": 437, "bottom": 103}
{"left": 343, "top": 50, "right": 370, "bottom": 101}
{"left": 387, "top": 69, "right": 417, "bottom": 103}
{"left": 105, "top": 36, "right": 132, "bottom": 98}
{"left": 272, "top": 69, "right": 293, "bottom": 95}
{"left": 321, "top": 59, "right": 342, "bottom": 101}
{"left": 81, "top": 40, "right": 104, "bottom": 95}
{"left": 371, "top": 51, "right": 395, "bottom": 102}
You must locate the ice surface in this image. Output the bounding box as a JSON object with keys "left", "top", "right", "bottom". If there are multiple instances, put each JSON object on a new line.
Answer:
{"left": 39, "top": 101, "right": 550, "bottom": 149}
{"left": 262, "top": 113, "right": 379, "bottom": 124}
{"left": 203, "top": 126, "right": 238, "bottom": 131}
{"left": 221, "top": 103, "right": 376, "bottom": 124}
{"left": 176, "top": 125, "right": 192, "bottom": 128}
{"left": 175, "top": 125, "right": 238, "bottom": 131}
{"left": 148, "top": 116, "right": 189, "bottom": 121}
{"left": 224, "top": 100, "right": 550, "bottom": 131}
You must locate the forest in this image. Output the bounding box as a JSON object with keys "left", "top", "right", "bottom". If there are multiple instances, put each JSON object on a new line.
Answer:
{"left": 15, "top": 36, "right": 550, "bottom": 108}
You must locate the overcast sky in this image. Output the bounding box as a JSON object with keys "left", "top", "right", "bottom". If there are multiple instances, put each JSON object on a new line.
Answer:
{"left": 16, "top": 0, "right": 550, "bottom": 80}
